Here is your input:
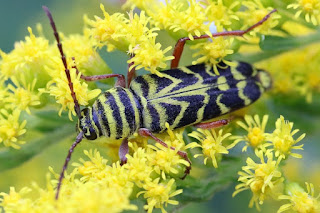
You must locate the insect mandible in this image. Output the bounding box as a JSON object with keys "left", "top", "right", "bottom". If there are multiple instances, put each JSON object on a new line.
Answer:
{"left": 42, "top": 6, "right": 276, "bottom": 199}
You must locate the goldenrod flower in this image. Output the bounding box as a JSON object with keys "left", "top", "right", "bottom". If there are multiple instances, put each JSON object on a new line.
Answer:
{"left": 0, "top": 109, "right": 27, "bottom": 149}
{"left": 0, "top": 27, "right": 55, "bottom": 88}
{"left": 127, "top": 41, "right": 174, "bottom": 76}
{"left": 59, "top": 182, "right": 137, "bottom": 213}
{"left": 278, "top": 182, "right": 320, "bottom": 213}
{"left": 44, "top": 67, "right": 101, "bottom": 120}
{"left": 148, "top": 0, "right": 212, "bottom": 40}
{"left": 0, "top": 187, "right": 32, "bottom": 212}
{"left": 239, "top": 0, "right": 280, "bottom": 37}
{"left": 7, "top": 77, "right": 41, "bottom": 114}
{"left": 265, "top": 115, "right": 306, "bottom": 160}
{"left": 74, "top": 149, "right": 109, "bottom": 181}
{"left": 186, "top": 128, "right": 232, "bottom": 168}
{"left": 137, "top": 178, "right": 182, "bottom": 213}
{"left": 288, "top": 0, "right": 320, "bottom": 25}
{"left": 191, "top": 35, "right": 235, "bottom": 75}
{"left": 233, "top": 150, "right": 284, "bottom": 211}
{"left": 205, "top": 0, "right": 240, "bottom": 29}
{"left": 231, "top": 114, "right": 269, "bottom": 152}
{"left": 124, "top": 146, "right": 153, "bottom": 187}
{"left": 147, "top": 142, "right": 190, "bottom": 179}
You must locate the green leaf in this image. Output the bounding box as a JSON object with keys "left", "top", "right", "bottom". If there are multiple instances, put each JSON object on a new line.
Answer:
{"left": 0, "top": 124, "right": 74, "bottom": 172}
{"left": 260, "top": 32, "right": 320, "bottom": 52}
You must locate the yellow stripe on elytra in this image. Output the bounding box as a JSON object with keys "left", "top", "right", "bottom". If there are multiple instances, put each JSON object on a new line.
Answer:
{"left": 237, "top": 81, "right": 251, "bottom": 105}
{"left": 195, "top": 89, "right": 210, "bottom": 123}
{"left": 113, "top": 90, "right": 130, "bottom": 137}
{"left": 216, "top": 94, "right": 230, "bottom": 114}
{"left": 97, "top": 94, "right": 116, "bottom": 138}
{"left": 230, "top": 63, "right": 245, "bottom": 80}
{"left": 217, "top": 76, "right": 230, "bottom": 91}
{"left": 126, "top": 90, "right": 141, "bottom": 132}
{"left": 142, "top": 75, "right": 157, "bottom": 98}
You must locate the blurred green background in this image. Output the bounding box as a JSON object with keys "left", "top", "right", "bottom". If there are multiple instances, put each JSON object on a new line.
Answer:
{"left": 0, "top": 1, "right": 319, "bottom": 213}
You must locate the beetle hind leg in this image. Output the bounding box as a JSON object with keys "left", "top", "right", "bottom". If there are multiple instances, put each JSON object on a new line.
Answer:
{"left": 119, "top": 138, "right": 129, "bottom": 165}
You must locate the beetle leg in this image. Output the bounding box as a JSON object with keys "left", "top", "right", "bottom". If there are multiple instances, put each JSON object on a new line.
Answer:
{"left": 138, "top": 128, "right": 191, "bottom": 179}
{"left": 119, "top": 138, "right": 129, "bottom": 165}
{"left": 171, "top": 9, "right": 277, "bottom": 69}
{"left": 194, "top": 117, "right": 233, "bottom": 129}
{"left": 127, "top": 54, "right": 136, "bottom": 87}
{"left": 72, "top": 57, "right": 126, "bottom": 88}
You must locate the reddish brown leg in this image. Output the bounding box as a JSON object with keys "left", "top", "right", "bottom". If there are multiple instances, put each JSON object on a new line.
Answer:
{"left": 194, "top": 117, "right": 233, "bottom": 129}
{"left": 127, "top": 55, "right": 136, "bottom": 87}
{"left": 119, "top": 138, "right": 129, "bottom": 165}
{"left": 171, "top": 9, "right": 277, "bottom": 68}
{"left": 43, "top": 6, "right": 81, "bottom": 117}
{"left": 71, "top": 57, "right": 126, "bottom": 88}
{"left": 138, "top": 128, "right": 191, "bottom": 179}
{"left": 55, "top": 131, "right": 84, "bottom": 200}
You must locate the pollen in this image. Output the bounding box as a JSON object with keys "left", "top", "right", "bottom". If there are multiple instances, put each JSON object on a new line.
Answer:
{"left": 231, "top": 114, "right": 269, "bottom": 152}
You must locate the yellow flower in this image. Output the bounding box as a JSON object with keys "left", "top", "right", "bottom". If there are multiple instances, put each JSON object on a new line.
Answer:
{"left": 148, "top": 0, "right": 211, "bottom": 40}
{"left": 0, "top": 109, "right": 27, "bottom": 149}
{"left": 137, "top": 178, "right": 182, "bottom": 213}
{"left": 191, "top": 35, "right": 235, "bottom": 75}
{"left": 233, "top": 150, "right": 284, "bottom": 211}
{"left": 44, "top": 67, "right": 101, "bottom": 121}
{"left": 288, "top": 0, "right": 320, "bottom": 25}
{"left": 239, "top": 1, "right": 280, "bottom": 37}
{"left": 186, "top": 128, "right": 232, "bottom": 168}
{"left": 0, "top": 187, "right": 32, "bottom": 213}
{"left": 74, "top": 149, "right": 109, "bottom": 181}
{"left": 278, "top": 182, "right": 320, "bottom": 213}
{"left": 231, "top": 114, "right": 269, "bottom": 152}
{"left": 0, "top": 27, "right": 55, "bottom": 88}
{"left": 59, "top": 182, "right": 137, "bottom": 213}
{"left": 124, "top": 146, "right": 153, "bottom": 187}
{"left": 7, "top": 77, "right": 41, "bottom": 114}
{"left": 147, "top": 142, "right": 190, "bottom": 179}
{"left": 205, "top": 0, "right": 240, "bottom": 29}
{"left": 265, "top": 115, "right": 306, "bottom": 160}
{"left": 85, "top": 4, "right": 128, "bottom": 52}
{"left": 127, "top": 40, "right": 174, "bottom": 76}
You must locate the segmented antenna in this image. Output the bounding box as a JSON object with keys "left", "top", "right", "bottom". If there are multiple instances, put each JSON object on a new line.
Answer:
{"left": 43, "top": 6, "right": 85, "bottom": 200}
{"left": 42, "top": 6, "right": 81, "bottom": 118}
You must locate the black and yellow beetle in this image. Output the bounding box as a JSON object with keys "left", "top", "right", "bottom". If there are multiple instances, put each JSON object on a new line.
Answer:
{"left": 43, "top": 6, "right": 276, "bottom": 199}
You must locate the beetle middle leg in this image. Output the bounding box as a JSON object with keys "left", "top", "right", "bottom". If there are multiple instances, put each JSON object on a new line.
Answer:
{"left": 194, "top": 117, "right": 233, "bottom": 129}
{"left": 138, "top": 128, "right": 191, "bottom": 179}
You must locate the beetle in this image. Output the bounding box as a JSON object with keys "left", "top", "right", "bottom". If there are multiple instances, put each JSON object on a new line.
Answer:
{"left": 42, "top": 6, "right": 276, "bottom": 199}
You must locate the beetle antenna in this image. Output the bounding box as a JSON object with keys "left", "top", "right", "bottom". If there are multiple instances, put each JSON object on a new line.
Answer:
{"left": 55, "top": 131, "right": 84, "bottom": 200}
{"left": 42, "top": 6, "right": 81, "bottom": 118}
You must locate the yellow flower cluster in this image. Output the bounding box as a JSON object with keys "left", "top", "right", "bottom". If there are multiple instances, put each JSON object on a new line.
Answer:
{"left": 288, "top": 0, "right": 320, "bottom": 25}
{"left": 0, "top": 132, "right": 190, "bottom": 213}
{"left": 0, "top": 24, "right": 110, "bottom": 147}
{"left": 259, "top": 41, "right": 320, "bottom": 103}
{"left": 231, "top": 114, "right": 319, "bottom": 212}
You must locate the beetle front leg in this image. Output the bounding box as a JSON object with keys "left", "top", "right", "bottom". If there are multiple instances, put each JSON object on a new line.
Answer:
{"left": 138, "top": 128, "right": 191, "bottom": 179}
{"left": 72, "top": 57, "right": 126, "bottom": 88}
